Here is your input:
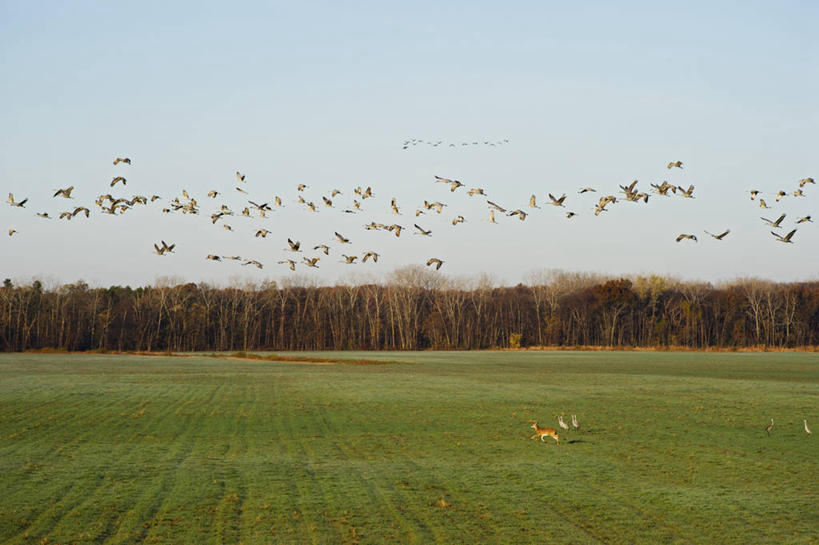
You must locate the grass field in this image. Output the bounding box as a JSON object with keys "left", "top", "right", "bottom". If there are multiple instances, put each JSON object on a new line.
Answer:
{"left": 0, "top": 351, "right": 816, "bottom": 544}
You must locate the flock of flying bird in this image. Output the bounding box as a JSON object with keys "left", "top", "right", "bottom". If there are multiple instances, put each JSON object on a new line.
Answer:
{"left": 402, "top": 138, "right": 511, "bottom": 150}
{"left": 3, "top": 156, "right": 813, "bottom": 272}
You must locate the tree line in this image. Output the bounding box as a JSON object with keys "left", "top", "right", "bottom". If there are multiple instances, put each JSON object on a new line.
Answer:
{"left": 1, "top": 268, "right": 817, "bottom": 352}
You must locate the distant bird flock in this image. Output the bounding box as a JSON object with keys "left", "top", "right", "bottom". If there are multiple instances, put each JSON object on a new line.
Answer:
{"left": 3, "top": 154, "right": 813, "bottom": 272}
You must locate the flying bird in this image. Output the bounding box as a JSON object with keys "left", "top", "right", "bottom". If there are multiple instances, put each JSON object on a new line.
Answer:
{"left": 426, "top": 258, "right": 443, "bottom": 270}
{"left": 278, "top": 259, "right": 296, "bottom": 271}
{"left": 113, "top": 157, "right": 131, "bottom": 165}
{"left": 761, "top": 214, "right": 786, "bottom": 228}
{"left": 110, "top": 177, "right": 126, "bottom": 187}
{"left": 335, "top": 232, "right": 351, "bottom": 244}
{"left": 528, "top": 195, "right": 540, "bottom": 209}
{"left": 548, "top": 193, "right": 567, "bottom": 207}
{"left": 242, "top": 259, "right": 263, "bottom": 269}
{"left": 704, "top": 229, "right": 730, "bottom": 240}
{"left": 8, "top": 229, "right": 17, "bottom": 236}
{"left": 578, "top": 187, "right": 596, "bottom": 194}
{"left": 676, "top": 234, "right": 697, "bottom": 242}
{"left": 414, "top": 224, "right": 432, "bottom": 236}
{"left": 771, "top": 229, "right": 796, "bottom": 243}
{"left": 53, "top": 186, "right": 74, "bottom": 198}
{"left": 287, "top": 239, "right": 301, "bottom": 252}
{"left": 236, "top": 171, "right": 246, "bottom": 183}
{"left": 7, "top": 194, "right": 27, "bottom": 207}
{"left": 313, "top": 244, "right": 330, "bottom": 255}
{"left": 667, "top": 161, "right": 683, "bottom": 169}
{"left": 796, "top": 215, "right": 812, "bottom": 224}
{"left": 363, "top": 251, "right": 379, "bottom": 262}
{"left": 487, "top": 200, "right": 506, "bottom": 213}
{"left": 303, "top": 257, "right": 320, "bottom": 268}
{"left": 799, "top": 177, "right": 815, "bottom": 187}
{"left": 341, "top": 254, "right": 358, "bottom": 264}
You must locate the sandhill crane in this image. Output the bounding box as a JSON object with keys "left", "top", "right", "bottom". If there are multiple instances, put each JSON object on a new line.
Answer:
{"left": 331, "top": 188, "right": 342, "bottom": 197}
{"left": 110, "top": 177, "right": 126, "bottom": 187}
{"left": 677, "top": 185, "right": 695, "bottom": 198}
{"left": 297, "top": 184, "right": 308, "bottom": 191}
{"left": 571, "top": 414, "right": 580, "bottom": 431}
{"left": 761, "top": 214, "right": 786, "bottom": 228}
{"left": 236, "top": 187, "right": 248, "bottom": 195}
{"left": 414, "top": 224, "right": 432, "bottom": 236}
{"left": 434, "top": 175, "right": 464, "bottom": 192}
{"left": 749, "top": 190, "right": 760, "bottom": 200}
{"left": 619, "top": 180, "right": 638, "bottom": 199}
{"left": 667, "top": 160, "right": 683, "bottom": 169}
{"left": 508, "top": 209, "right": 527, "bottom": 221}
{"left": 153, "top": 243, "right": 167, "bottom": 255}
{"left": 278, "top": 259, "right": 296, "bottom": 271}
{"left": 206, "top": 254, "right": 221, "bottom": 261}
{"left": 335, "top": 232, "right": 351, "bottom": 244}
{"left": 37, "top": 212, "right": 51, "bottom": 219}
{"left": 487, "top": 200, "right": 506, "bottom": 213}
{"left": 557, "top": 415, "right": 570, "bottom": 431}
{"left": 426, "top": 257, "right": 443, "bottom": 270}
{"left": 794, "top": 189, "right": 805, "bottom": 197}
{"left": 676, "top": 234, "right": 697, "bottom": 242}
{"left": 53, "top": 186, "right": 74, "bottom": 198}
{"left": 207, "top": 190, "right": 219, "bottom": 198}
{"left": 775, "top": 190, "right": 787, "bottom": 202}
{"left": 297, "top": 195, "right": 306, "bottom": 205}
{"left": 704, "top": 229, "right": 730, "bottom": 240}
{"left": 651, "top": 181, "right": 674, "bottom": 196}
{"left": 390, "top": 198, "right": 400, "bottom": 214}
{"left": 765, "top": 418, "right": 774, "bottom": 436}
{"left": 799, "top": 177, "right": 815, "bottom": 187}
{"left": 528, "top": 195, "right": 540, "bottom": 209}
{"left": 255, "top": 229, "right": 270, "bottom": 238}
{"left": 771, "top": 229, "right": 796, "bottom": 243}
{"left": 8, "top": 194, "right": 29, "bottom": 207}
{"left": 341, "top": 254, "right": 358, "bottom": 264}
{"left": 415, "top": 209, "right": 425, "bottom": 217}
{"left": 274, "top": 196, "right": 283, "bottom": 207}
{"left": 468, "top": 188, "right": 486, "bottom": 197}
{"left": 313, "top": 244, "right": 330, "bottom": 255}
{"left": 566, "top": 211, "right": 577, "bottom": 219}
{"left": 236, "top": 171, "right": 246, "bottom": 183}
{"left": 243, "top": 259, "right": 263, "bottom": 269}
{"left": 452, "top": 215, "right": 465, "bottom": 226}
{"left": 113, "top": 157, "right": 131, "bottom": 165}
{"left": 363, "top": 251, "right": 379, "bottom": 262}
{"left": 286, "top": 239, "right": 301, "bottom": 252}
{"left": 488, "top": 210, "right": 497, "bottom": 223}
{"left": 388, "top": 224, "right": 403, "bottom": 237}
{"left": 303, "top": 256, "right": 320, "bottom": 268}
{"left": 8, "top": 229, "right": 17, "bottom": 236}
{"left": 548, "top": 193, "right": 567, "bottom": 207}
{"left": 224, "top": 255, "right": 242, "bottom": 261}
{"left": 758, "top": 199, "right": 770, "bottom": 209}
{"left": 72, "top": 206, "right": 90, "bottom": 218}
{"left": 223, "top": 224, "right": 233, "bottom": 231}
{"left": 59, "top": 211, "right": 73, "bottom": 220}
{"left": 796, "top": 216, "right": 813, "bottom": 224}
{"left": 578, "top": 187, "right": 596, "bottom": 194}
{"left": 151, "top": 195, "right": 161, "bottom": 202}
{"left": 322, "top": 196, "right": 333, "bottom": 207}
{"left": 181, "top": 190, "right": 190, "bottom": 200}
{"left": 805, "top": 419, "right": 812, "bottom": 434}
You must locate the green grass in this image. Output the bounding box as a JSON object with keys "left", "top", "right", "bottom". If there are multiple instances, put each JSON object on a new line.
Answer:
{"left": 0, "top": 351, "right": 817, "bottom": 544}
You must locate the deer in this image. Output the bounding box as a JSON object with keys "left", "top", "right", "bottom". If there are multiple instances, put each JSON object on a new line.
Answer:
{"left": 530, "top": 422, "right": 559, "bottom": 445}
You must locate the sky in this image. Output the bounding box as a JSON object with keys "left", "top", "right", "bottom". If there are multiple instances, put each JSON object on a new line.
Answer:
{"left": 1, "top": 1, "right": 817, "bottom": 287}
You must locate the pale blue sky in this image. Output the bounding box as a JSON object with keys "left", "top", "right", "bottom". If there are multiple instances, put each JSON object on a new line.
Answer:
{"left": 1, "top": 1, "right": 817, "bottom": 286}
